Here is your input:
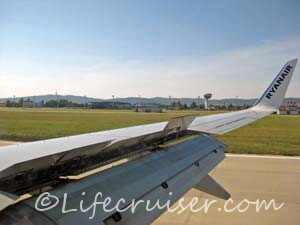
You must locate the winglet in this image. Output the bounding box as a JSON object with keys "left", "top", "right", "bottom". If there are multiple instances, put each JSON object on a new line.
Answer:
{"left": 254, "top": 59, "right": 298, "bottom": 111}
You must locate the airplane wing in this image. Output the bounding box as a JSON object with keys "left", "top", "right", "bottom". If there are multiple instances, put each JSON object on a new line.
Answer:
{"left": 186, "top": 59, "right": 298, "bottom": 134}
{"left": 0, "top": 59, "right": 297, "bottom": 225}
{"left": 1, "top": 135, "right": 227, "bottom": 225}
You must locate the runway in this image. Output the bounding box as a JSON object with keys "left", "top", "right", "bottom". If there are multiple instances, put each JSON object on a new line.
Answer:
{"left": 154, "top": 154, "right": 300, "bottom": 225}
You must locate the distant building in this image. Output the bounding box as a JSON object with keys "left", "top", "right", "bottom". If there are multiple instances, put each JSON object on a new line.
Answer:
{"left": 22, "top": 101, "right": 35, "bottom": 108}
{"left": 22, "top": 101, "right": 43, "bottom": 108}
{"left": 168, "top": 106, "right": 180, "bottom": 110}
{"left": 134, "top": 104, "right": 163, "bottom": 113}
{"left": 277, "top": 102, "right": 300, "bottom": 115}
{"left": 115, "top": 102, "right": 132, "bottom": 109}
{"left": 0, "top": 102, "right": 6, "bottom": 107}
{"left": 88, "top": 101, "right": 132, "bottom": 109}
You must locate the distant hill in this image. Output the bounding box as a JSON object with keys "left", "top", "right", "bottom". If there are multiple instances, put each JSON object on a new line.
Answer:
{"left": 0, "top": 95, "right": 104, "bottom": 104}
{"left": 0, "top": 95, "right": 299, "bottom": 106}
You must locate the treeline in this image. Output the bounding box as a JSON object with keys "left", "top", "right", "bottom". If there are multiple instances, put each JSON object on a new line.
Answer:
{"left": 168, "top": 101, "right": 251, "bottom": 111}
{"left": 6, "top": 98, "right": 31, "bottom": 107}
{"left": 5, "top": 98, "right": 86, "bottom": 108}
{"left": 4, "top": 98, "right": 251, "bottom": 111}
{"left": 44, "top": 99, "right": 86, "bottom": 108}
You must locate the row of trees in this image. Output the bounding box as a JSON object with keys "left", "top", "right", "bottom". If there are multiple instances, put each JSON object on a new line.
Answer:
{"left": 6, "top": 98, "right": 29, "bottom": 107}
{"left": 5, "top": 98, "right": 86, "bottom": 108}
{"left": 5, "top": 98, "right": 251, "bottom": 111}
{"left": 44, "top": 99, "right": 86, "bottom": 108}
{"left": 168, "top": 101, "right": 251, "bottom": 111}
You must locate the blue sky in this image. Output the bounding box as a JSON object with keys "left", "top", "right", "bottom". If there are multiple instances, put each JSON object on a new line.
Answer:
{"left": 1, "top": 0, "right": 300, "bottom": 99}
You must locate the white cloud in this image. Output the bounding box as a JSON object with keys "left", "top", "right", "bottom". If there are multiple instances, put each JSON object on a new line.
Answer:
{"left": 1, "top": 36, "right": 300, "bottom": 99}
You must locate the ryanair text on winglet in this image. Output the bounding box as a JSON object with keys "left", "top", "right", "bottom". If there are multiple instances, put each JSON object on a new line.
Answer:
{"left": 266, "top": 65, "right": 293, "bottom": 99}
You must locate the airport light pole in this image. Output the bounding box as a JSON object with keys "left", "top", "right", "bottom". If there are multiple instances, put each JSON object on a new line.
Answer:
{"left": 138, "top": 94, "right": 141, "bottom": 106}
{"left": 56, "top": 91, "right": 59, "bottom": 108}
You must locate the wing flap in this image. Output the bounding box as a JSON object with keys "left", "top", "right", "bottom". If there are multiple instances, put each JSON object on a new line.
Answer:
{"left": 18, "top": 135, "right": 227, "bottom": 224}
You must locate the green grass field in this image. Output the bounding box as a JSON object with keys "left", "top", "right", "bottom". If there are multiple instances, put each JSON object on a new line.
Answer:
{"left": 0, "top": 108, "right": 299, "bottom": 155}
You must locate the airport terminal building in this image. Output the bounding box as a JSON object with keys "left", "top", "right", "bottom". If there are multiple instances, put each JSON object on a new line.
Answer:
{"left": 277, "top": 102, "right": 300, "bottom": 115}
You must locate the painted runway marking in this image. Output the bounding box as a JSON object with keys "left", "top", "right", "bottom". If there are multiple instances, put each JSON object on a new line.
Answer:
{"left": 226, "top": 154, "right": 300, "bottom": 160}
